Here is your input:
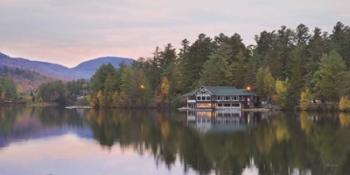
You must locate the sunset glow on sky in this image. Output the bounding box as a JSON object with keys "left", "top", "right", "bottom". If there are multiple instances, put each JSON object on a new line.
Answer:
{"left": 0, "top": 0, "right": 349, "bottom": 67}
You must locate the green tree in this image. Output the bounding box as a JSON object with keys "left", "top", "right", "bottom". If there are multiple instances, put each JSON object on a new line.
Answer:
{"left": 300, "top": 87, "right": 312, "bottom": 110}
{"left": 330, "top": 22, "right": 350, "bottom": 67}
{"left": 90, "top": 63, "right": 117, "bottom": 92}
{"left": 0, "top": 78, "right": 17, "bottom": 101}
{"left": 199, "top": 44, "right": 232, "bottom": 86}
{"left": 336, "top": 71, "right": 350, "bottom": 97}
{"left": 256, "top": 67, "right": 275, "bottom": 101}
{"left": 182, "top": 34, "right": 216, "bottom": 90}
{"left": 273, "top": 80, "right": 288, "bottom": 109}
{"left": 312, "top": 50, "right": 346, "bottom": 101}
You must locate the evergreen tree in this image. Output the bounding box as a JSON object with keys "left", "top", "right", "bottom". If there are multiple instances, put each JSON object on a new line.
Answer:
{"left": 312, "top": 51, "right": 346, "bottom": 101}
{"left": 199, "top": 44, "right": 232, "bottom": 86}
{"left": 182, "top": 34, "right": 216, "bottom": 90}
{"left": 0, "top": 77, "right": 17, "bottom": 101}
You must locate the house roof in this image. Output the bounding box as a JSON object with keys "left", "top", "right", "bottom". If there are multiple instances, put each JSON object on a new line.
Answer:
{"left": 183, "top": 86, "right": 255, "bottom": 96}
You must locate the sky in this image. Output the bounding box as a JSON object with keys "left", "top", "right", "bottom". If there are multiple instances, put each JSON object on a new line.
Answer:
{"left": 0, "top": 0, "right": 349, "bottom": 67}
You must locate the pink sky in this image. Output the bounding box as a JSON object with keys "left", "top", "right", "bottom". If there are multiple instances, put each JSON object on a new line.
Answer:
{"left": 0, "top": 0, "right": 349, "bottom": 67}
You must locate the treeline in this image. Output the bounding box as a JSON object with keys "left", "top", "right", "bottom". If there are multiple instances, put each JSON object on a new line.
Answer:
{"left": 89, "top": 22, "right": 350, "bottom": 110}
{"left": 0, "top": 77, "right": 17, "bottom": 102}
{"left": 35, "top": 80, "right": 89, "bottom": 105}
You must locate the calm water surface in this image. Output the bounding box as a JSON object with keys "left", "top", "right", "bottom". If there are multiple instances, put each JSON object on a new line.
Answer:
{"left": 0, "top": 106, "right": 350, "bottom": 175}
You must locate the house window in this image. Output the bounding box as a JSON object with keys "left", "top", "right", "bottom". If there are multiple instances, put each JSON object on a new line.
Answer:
{"left": 225, "top": 96, "right": 229, "bottom": 100}
{"left": 197, "top": 96, "right": 201, "bottom": 101}
{"left": 201, "top": 96, "right": 206, "bottom": 101}
{"left": 233, "top": 96, "right": 237, "bottom": 100}
{"left": 218, "top": 103, "right": 223, "bottom": 107}
{"left": 224, "top": 103, "right": 230, "bottom": 107}
{"left": 206, "top": 96, "right": 211, "bottom": 100}
{"left": 232, "top": 103, "right": 240, "bottom": 107}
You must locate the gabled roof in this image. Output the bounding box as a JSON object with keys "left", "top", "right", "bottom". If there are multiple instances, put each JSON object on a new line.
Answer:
{"left": 183, "top": 86, "right": 255, "bottom": 96}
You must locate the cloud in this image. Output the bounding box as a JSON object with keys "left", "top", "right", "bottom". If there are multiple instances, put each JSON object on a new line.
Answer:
{"left": 0, "top": 0, "right": 349, "bottom": 67}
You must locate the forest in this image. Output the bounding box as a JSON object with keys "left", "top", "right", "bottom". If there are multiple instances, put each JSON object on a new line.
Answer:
{"left": 3, "top": 21, "right": 350, "bottom": 110}
{"left": 84, "top": 21, "right": 350, "bottom": 110}
{"left": 0, "top": 77, "right": 17, "bottom": 103}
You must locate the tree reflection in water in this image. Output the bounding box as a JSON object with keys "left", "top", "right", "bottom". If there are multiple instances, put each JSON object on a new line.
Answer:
{"left": 0, "top": 106, "right": 350, "bottom": 175}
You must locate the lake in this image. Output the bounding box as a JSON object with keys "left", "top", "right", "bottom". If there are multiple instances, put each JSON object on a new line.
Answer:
{"left": 0, "top": 106, "right": 349, "bottom": 175}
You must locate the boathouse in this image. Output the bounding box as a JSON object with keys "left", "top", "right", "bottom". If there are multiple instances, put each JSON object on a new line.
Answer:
{"left": 183, "top": 86, "right": 257, "bottom": 110}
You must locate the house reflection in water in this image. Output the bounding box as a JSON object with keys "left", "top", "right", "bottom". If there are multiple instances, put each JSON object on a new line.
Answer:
{"left": 186, "top": 110, "right": 267, "bottom": 133}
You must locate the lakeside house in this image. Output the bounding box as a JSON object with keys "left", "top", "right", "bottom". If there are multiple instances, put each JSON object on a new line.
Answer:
{"left": 183, "top": 86, "right": 258, "bottom": 110}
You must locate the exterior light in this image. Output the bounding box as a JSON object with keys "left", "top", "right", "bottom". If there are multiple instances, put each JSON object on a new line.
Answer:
{"left": 246, "top": 85, "right": 252, "bottom": 91}
{"left": 140, "top": 84, "right": 145, "bottom": 89}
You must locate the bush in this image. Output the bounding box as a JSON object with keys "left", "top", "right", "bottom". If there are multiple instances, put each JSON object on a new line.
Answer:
{"left": 339, "top": 96, "right": 350, "bottom": 111}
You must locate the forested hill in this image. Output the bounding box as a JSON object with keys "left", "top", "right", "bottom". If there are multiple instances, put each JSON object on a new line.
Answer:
{"left": 0, "top": 52, "right": 134, "bottom": 80}
{"left": 0, "top": 66, "right": 53, "bottom": 92}
{"left": 72, "top": 56, "right": 134, "bottom": 79}
{"left": 0, "top": 52, "right": 75, "bottom": 80}
{"left": 0, "top": 52, "right": 133, "bottom": 91}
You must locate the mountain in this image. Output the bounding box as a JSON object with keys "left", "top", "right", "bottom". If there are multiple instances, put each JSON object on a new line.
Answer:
{"left": 72, "top": 56, "right": 134, "bottom": 79}
{"left": 0, "top": 52, "right": 76, "bottom": 80}
{"left": 0, "top": 52, "right": 134, "bottom": 79}
{"left": 0, "top": 66, "right": 53, "bottom": 91}
{"left": 0, "top": 52, "right": 134, "bottom": 91}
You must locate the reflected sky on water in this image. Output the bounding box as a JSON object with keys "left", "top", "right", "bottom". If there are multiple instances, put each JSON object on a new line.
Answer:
{"left": 0, "top": 106, "right": 350, "bottom": 175}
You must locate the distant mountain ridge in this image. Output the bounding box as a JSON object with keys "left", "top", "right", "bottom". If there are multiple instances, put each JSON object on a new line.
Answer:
{"left": 0, "top": 52, "right": 134, "bottom": 91}
{"left": 0, "top": 52, "right": 134, "bottom": 80}
{"left": 0, "top": 66, "right": 53, "bottom": 91}
{"left": 73, "top": 56, "right": 133, "bottom": 79}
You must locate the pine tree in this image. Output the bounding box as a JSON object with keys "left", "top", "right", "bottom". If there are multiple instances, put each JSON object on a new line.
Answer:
{"left": 199, "top": 44, "right": 232, "bottom": 86}
{"left": 312, "top": 50, "right": 346, "bottom": 101}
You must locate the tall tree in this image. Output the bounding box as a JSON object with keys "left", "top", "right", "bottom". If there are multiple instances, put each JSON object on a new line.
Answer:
{"left": 330, "top": 22, "right": 350, "bottom": 67}
{"left": 182, "top": 34, "right": 216, "bottom": 90}
{"left": 312, "top": 51, "right": 346, "bottom": 101}
{"left": 256, "top": 67, "right": 275, "bottom": 101}
{"left": 0, "top": 78, "right": 17, "bottom": 101}
{"left": 199, "top": 44, "right": 232, "bottom": 86}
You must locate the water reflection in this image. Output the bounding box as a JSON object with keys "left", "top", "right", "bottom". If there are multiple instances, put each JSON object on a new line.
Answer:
{"left": 0, "top": 106, "right": 350, "bottom": 175}
{"left": 186, "top": 110, "right": 268, "bottom": 133}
